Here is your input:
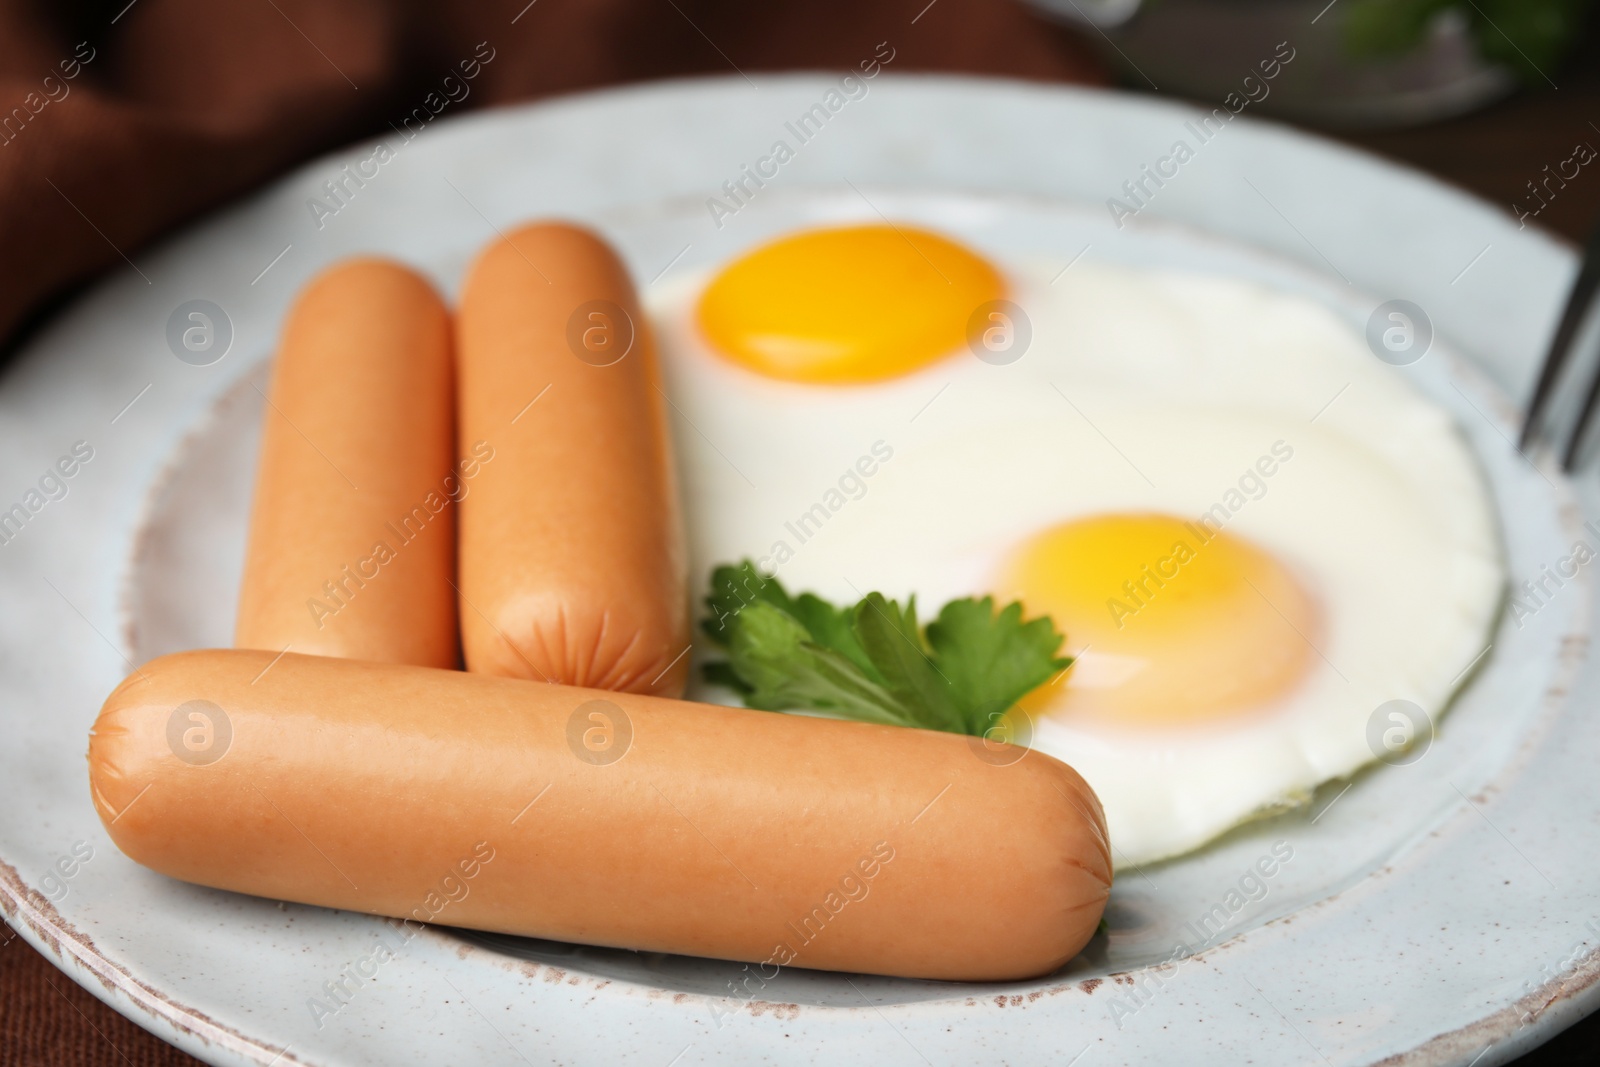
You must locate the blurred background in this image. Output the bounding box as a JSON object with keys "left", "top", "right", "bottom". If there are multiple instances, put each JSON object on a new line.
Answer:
{"left": 2, "top": 0, "right": 1597, "bottom": 1062}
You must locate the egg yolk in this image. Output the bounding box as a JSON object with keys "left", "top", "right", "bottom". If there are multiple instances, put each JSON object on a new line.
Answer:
{"left": 999, "top": 514, "right": 1319, "bottom": 730}
{"left": 696, "top": 224, "right": 1004, "bottom": 384}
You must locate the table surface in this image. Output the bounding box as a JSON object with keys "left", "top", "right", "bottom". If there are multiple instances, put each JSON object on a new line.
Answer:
{"left": 3, "top": 3, "right": 1598, "bottom": 1065}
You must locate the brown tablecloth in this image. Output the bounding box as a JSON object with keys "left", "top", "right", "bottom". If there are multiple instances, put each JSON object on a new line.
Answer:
{"left": 2, "top": 0, "right": 1598, "bottom": 1063}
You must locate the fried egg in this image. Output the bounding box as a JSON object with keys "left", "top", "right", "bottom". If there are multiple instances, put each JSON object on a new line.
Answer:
{"left": 646, "top": 223, "right": 1502, "bottom": 867}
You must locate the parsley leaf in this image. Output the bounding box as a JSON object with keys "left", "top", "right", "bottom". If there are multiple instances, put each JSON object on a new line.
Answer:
{"left": 927, "top": 597, "right": 1075, "bottom": 735}
{"left": 700, "top": 561, "right": 1071, "bottom": 737}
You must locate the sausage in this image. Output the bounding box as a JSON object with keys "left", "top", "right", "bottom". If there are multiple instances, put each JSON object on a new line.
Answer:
{"left": 88, "top": 649, "right": 1111, "bottom": 981}
{"left": 455, "top": 222, "right": 689, "bottom": 695}
{"left": 234, "top": 258, "right": 458, "bottom": 668}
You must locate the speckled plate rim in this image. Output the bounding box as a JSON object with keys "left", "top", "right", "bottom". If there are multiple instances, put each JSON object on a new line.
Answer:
{"left": 0, "top": 73, "right": 1594, "bottom": 1067}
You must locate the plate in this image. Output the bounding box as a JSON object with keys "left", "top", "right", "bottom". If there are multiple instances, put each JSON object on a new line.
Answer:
{"left": 1, "top": 74, "right": 1595, "bottom": 1067}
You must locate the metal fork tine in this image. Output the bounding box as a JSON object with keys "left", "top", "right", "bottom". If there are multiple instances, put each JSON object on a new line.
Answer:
{"left": 1521, "top": 219, "right": 1600, "bottom": 459}
{"left": 1564, "top": 323, "right": 1600, "bottom": 469}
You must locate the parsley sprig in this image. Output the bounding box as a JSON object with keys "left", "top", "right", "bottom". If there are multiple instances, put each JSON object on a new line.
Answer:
{"left": 701, "top": 561, "right": 1071, "bottom": 737}
{"left": 1343, "top": 0, "right": 1587, "bottom": 86}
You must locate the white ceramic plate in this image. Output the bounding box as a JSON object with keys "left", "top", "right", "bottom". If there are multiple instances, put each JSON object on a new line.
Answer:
{"left": 2, "top": 75, "right": 1596, "bottom": 1067}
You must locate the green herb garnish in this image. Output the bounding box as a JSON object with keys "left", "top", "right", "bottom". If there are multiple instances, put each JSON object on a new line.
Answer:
{"left": 701, "top": 560, "right": 1071, "bottom": 737}
{"left": 1343, "top": 0, "right": 1590, "bottom": 86}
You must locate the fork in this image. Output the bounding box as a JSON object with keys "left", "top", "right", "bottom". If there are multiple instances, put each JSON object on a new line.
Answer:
{"left": 1520, "top": 220, "right": 1600, "bottom": 470}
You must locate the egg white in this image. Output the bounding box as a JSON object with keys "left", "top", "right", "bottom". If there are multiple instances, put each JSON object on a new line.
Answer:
{"left": 645, "top": 258, "right": 1503, "bottom": 867}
